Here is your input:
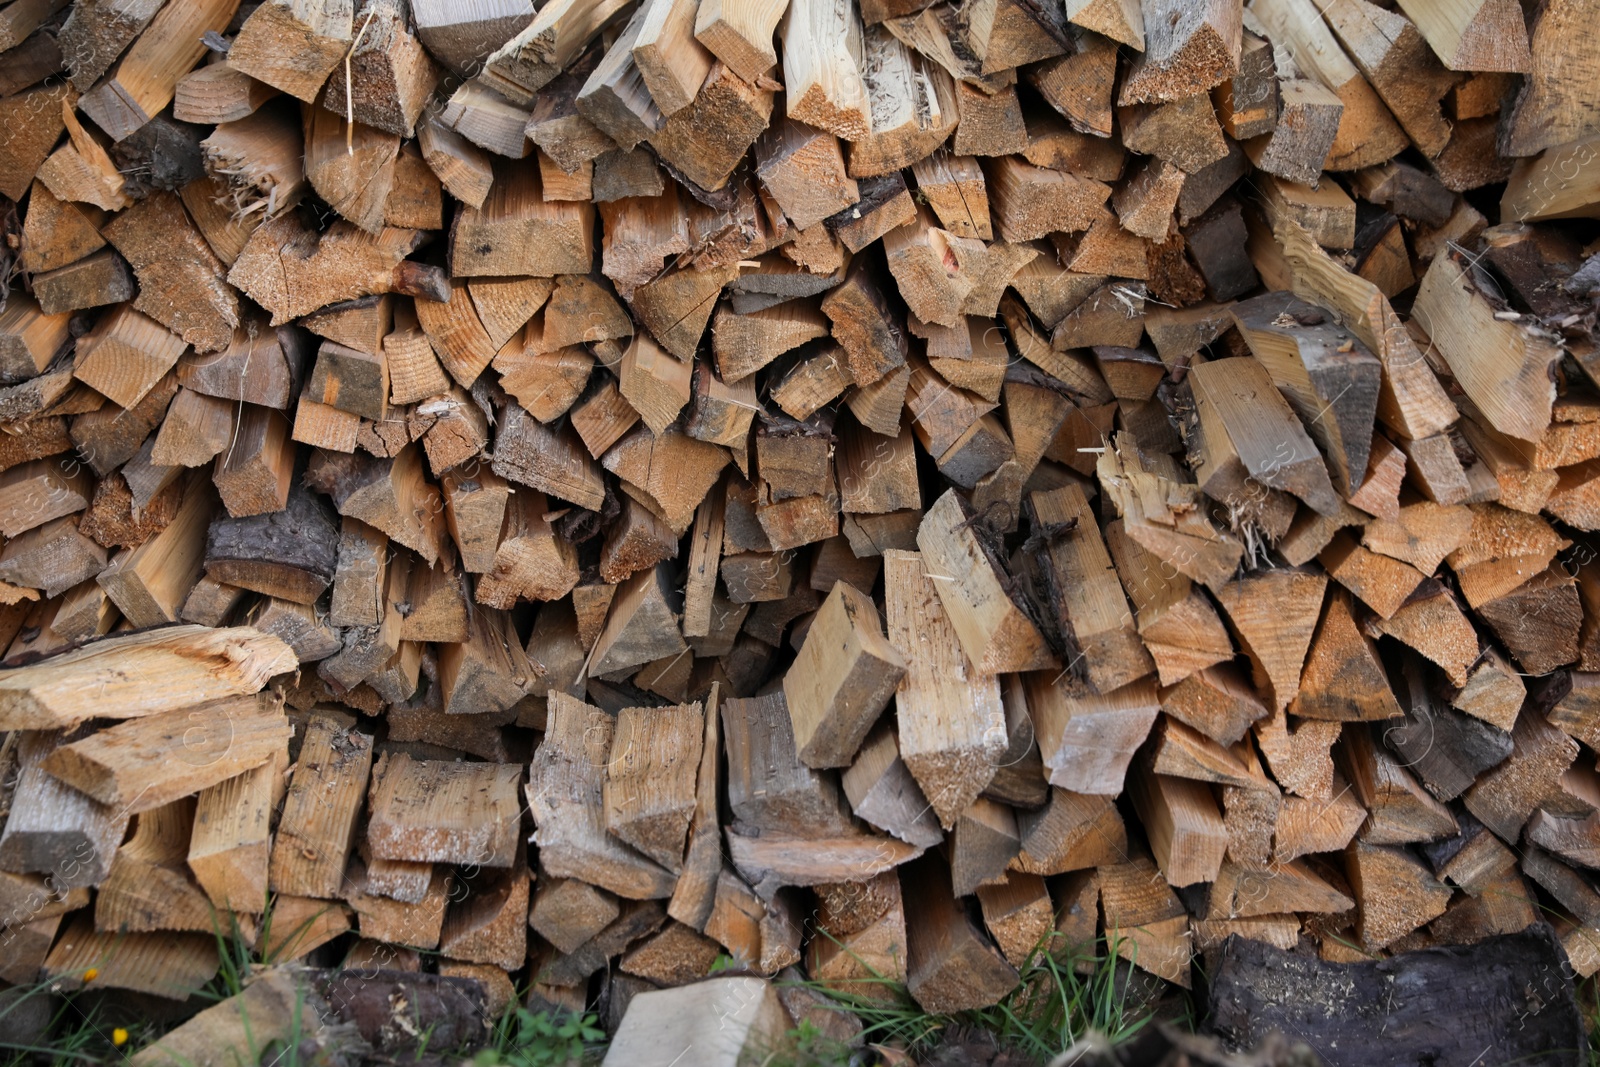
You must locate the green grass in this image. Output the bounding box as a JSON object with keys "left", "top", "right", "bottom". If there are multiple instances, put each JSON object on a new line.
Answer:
{"left": 0, "top": 898, "right": 1164, "bottom": 1067}
{"left": 0, "top": 968, "right": 159, "bottom": 1067}
{"left": 775, "top": 931, "right": 1163, "bottom": 1065}
{"left": 472, "top": 1004, "right": 606, "bottom": 1067}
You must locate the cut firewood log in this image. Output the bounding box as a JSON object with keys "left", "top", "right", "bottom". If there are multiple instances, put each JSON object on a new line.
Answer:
{"left": 1290, "top": 588, "right": 1400, "bottom": 722}
{"left": 902, "top": 852, "right": 1019, "bottom": 1011}
{"left": 1346, "top": 839, "right": 1454, "bottom": 949}
{"left": 1024, "top": 672, "right": 1160, "bottom": 795}
{"left": 0, "top": 0, "right": 1595, "bottom": 1014}
{"left": 530, "top": 692, "right": 677, "bottom": 898}
{"left": 647, "top": 62, "right": 775, "bottom": 192}
{"left": 268, "top": 713, "right": 374, "bottom": 898}
{"left": 1159, "top": 665, "right": 1267, "bottom": 748}
{"left": 0, "top": 731, "right": 131, "bottom": 889}
{"left": 188, "top": 755, "right": 284, "bottom": 913}
{"left": 1413, "top": 249, "right": 1560, "bottom": 445}
{"left": 43, "top": 916, "right": 217, "bottom": 999}
{"left": 1363, "top": 581, "right": 1480, "bottom": 688}
{"left": 1130, "top": 763, "right": 1228, "bottom": 887}
{"left": 40, "top": 691, "right": 288, "bottom": 815}
{"left": 601, "top": 701, "right": 703, "bottom": 872}
{"left": 1186, "top": 355, "right": 1341, "bottom": 518}
{"left": 840, "top": 721, "right": 945, "bottom": 848}
{"left": 1028, "top": 483, "right": 1153, "bottom": 693}
{"left": 366, "top": 752, "right": 522, "bottom": 868}
{"left": 1473, "top": 566, "right": 1582, "bottom": 676}
{"left": 1010, "top": 786, "right": 1125, "bottom": 876}
{"left": 985, "top": 155, "right": 1111, "bottom": 244}
{"left": 983, "top": 678, "right": 1049, "bottom": 810}
{"left": 1384, "top": 658, "right": 1512, "bottom": 803}
{"left": 1251, "top": 0, "right": 1410, "bottom": 173}
{"left": 1116, "top": 0, "right": 1239, "bottom": 105}
{"left": 1207, "top": 859, "right": 1353, "bottom": 920}
{"left": 203, "top": 481, "right": 339, "bottom": 605}
{"left": 783, "top": 580, "right": 906, "bottom": 768}
{"left": 1215, "top": 567, "right": 1326, "bottom": 712}
{"left": 1465, "top": 707, "right": 1581, "bottom": 843}
{"left": 304, "top": 445, "right": 446, "bottom": 564}
{"left": 1340, "top": 725, "right": 1458, "bottom": 844}
{"left": 96, "top": 798, "right": 220, "bottom": 935}
{"left": 1098, "top": 854, "right": 1192, "bottom": 986}
{"left": 916, "top": 488, "right": 1056, "bottom": 674}
{"left": 944, "top": 796, "right": 1018, "bottom": 899}
{"left": 1228, "top": 291, "right": 1379, "bottom": 496}
{"left": 76, "top": 0, "right": 234, "bottom": 142}
{"left": 883, "top": 548, "right": 1006, "bottom": 827}
{"left": 0, "top": 516, "right": 105, "bottom": 598}
{"left": 1097, "top": 432, "right": 1243, "bottom": 591}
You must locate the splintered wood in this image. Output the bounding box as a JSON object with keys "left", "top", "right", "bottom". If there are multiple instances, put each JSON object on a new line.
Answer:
{"left": 3, "top": 0, "right": 1600, "bottom": 1033}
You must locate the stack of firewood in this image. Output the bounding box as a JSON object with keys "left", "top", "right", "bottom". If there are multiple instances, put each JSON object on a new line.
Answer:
{"left": 0, "top": 0, "right": 1598, "bottom": 1034}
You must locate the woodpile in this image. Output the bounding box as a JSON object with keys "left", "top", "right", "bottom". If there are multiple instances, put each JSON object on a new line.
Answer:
{"left": 0, "top": 0, "right": 1598, "bottom": 1034}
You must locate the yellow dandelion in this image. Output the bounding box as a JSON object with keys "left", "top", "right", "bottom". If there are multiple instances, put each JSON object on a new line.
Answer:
{"left": 112, "top": 1028, "right": 128, "bottom": 1047}
{"left": 82, "top": 968, "right": 99, "bottom": 982}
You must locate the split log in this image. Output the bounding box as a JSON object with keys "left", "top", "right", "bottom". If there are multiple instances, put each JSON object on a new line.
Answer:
{"left": 529, "top": 692, "right": 677, "bottom": 898}
{"left": 883, "top": 548, "right": 1006, "bottom": 827}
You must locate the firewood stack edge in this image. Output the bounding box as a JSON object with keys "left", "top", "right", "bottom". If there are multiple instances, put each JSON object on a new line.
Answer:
{"left": 0, "top": 0, "right": 1599, "bottom": 1039}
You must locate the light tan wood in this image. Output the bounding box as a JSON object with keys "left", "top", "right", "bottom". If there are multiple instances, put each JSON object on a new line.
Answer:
{"left": 476, "top": 488, "right": 580, "bottom": 607}
{"left": 268, "top": 713, "right": 374, "bottom": 897}
{"left": 367, "top": 752, "right": 523, "bottom": 867}
{"left": 1346, "top": 839, "right": 1454, "bottom": 950}
{"left": 44, "top": 915, "right": 217, "bottom": 999}
{"left": 305, "top": 443, "right": 447, "bottom": 565}
{"left": 883, "top": 548, "right": 1006, "bottom": 828}
{"left": 1340, "top": 725, "right": 1458, "bottom": 844}
{"left": 96, "top": 798, "right": 219, "bottom": 935}
{"left": 78, "top": 0, "right": 237, "bottom": 141}
{"left": 1255, "top": 699, "right": 1344, "bottom": 803}
{"left": 984, "top": 155, "right": 1111, "bottom": 244}
{"left": 841, "top": 721, "right": 945, "bottom": 848}
{"left": 188, "top": 755, "right": 284, "bottom": 913}
{"left": 603, "top": 977, "right": 789, "bottom": 1067}
{"left": 1098, "top": 854, "right": 1191, "bottom": 986}
{"left": 41, "top": 692, "right": 288, "bottom": 814}
{"left": 1396, "top": 0, "right": 1531, "bottom": 72}
{"left": 438, "top": 604, "right": 536, "bottom": 715}
{"left": 150, "top": 387, "right": 235, "bottom": 468}
{"left": 1130, "top": 765, "right": 1228, "bottom": 887}
{"left": 617, "top": 330, "right": 692, "bottom": 435}
{"left": 1187, "top": 355, "right": 1341, "bottom": 519}
{"left": 784, "top": 580, "right": 906, "bottom": 768}
{"left": 1273, "top": 774, "right": 1365, "bottom": 861}
{"left": 1030, "top": 484, "right": 1153, "bottom": 693}
{"left": 667, "top": 682, "right": 724, "bottom": 930}
{"left": 1024, "top": 673, "right": 1161, "bottom": 795}
{"left": 1252, "top": 0, "right": 1410, "bottom": 171}
{"left": 1096, "top": 432, "right": 1243, "bottom": 591}
{"left": 531, "top": 692, "right": 677, "bottom": 898}
{"left": 603, "top": 701, "right": 703, "bottom": 872}
{"left": 1413, "top": 249, "right": 1561, "bottom": 445}
{"left": 226, "top": 0, "right": 353, "bottom": 102}
{"left": 73, "top": 305, "right": 189, "bottom": 410}
{"left": 95, "top": 478, "right": 213, "bottom": 627}
{"left": 916, "top": 488, "right": 1056, "bottom": 673}
{"left": 695, "top": 0, "right": 788, "bottom": 81}
{"left": 0, "top": 457, "right": 91, "bottom": 543}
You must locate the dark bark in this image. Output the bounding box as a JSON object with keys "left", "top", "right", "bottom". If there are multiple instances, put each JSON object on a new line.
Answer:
{"left": 1208, "top": 927, "right": 1586, "bottom": 1067}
